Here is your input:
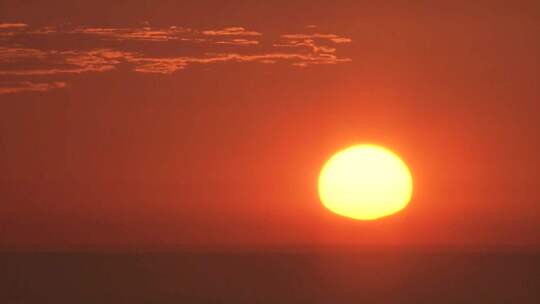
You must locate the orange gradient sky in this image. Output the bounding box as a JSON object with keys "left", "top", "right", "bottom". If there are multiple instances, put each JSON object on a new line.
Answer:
{"left": 0, "top": 0, "right": 539, "bottom": 251}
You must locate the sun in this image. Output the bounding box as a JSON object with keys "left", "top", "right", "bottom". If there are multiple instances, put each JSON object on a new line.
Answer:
{"left": 318, "top": 144, "right": 413, "bottom": 220}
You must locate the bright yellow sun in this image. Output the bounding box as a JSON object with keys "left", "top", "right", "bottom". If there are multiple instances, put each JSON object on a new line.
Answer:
{"left": 318, "top": 144, "right": 413, "bottom": 220}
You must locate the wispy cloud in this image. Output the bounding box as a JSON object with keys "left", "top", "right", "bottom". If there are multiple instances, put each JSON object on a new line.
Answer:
{"left": 201, "top": 27, "right": 262, "bottom": 36}
{"left": 274, "top": 39, "right": 337, "bottom": 54}
{"left": 0, "top": 81, "right": 66, "bottom": 94}
{"left": 0, "top": 47, "right": 132, "bottom": 76}
{"left": 271, "top": 31, "right": 352, "bottom": 66}
{"left": 281, "top": 33, "right": 353, "bottom": 44}
{"left": 330, "top": 37, "right": 352, "bottom": 43}
{"left": 69, "top": 26, "right": 192, "bottom": 42}
{"left": 0, "top": 23, "right": 352, "bottom": 94}
{"left": 0, "top": 23, "right": 31, "bottom": 39}
{"left": 0, "top": 46, "right": 48, "bottom": 61}
{"left": 130, "top": 52, "right": 351, "bottom": 74}
{"left": 0, "top": 23, "right": 28, "bottom": 29}
{"left": 215, "top": 39, "right": 260, "bottom": 45}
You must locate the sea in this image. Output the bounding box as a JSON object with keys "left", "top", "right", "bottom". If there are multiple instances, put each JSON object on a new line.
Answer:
{"left": 1, "top": 251, "right": 539, "bottom": 303}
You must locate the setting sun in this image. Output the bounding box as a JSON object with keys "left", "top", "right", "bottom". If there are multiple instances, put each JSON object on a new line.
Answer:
{"left": 318, "top": 144, "right": 413, "bottom": 220}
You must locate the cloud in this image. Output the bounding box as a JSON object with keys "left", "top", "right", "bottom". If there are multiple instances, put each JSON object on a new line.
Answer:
{"left": 69, "top": 26, "right": 192, "bottom": 42}
{"left": 215, "top": 39, "right": 259, "bottom": 45}
{"left": 201, "top": 27, "right": 262, "bottom": 36}
{"left": 0, "top": 24, "right": 351, "bottom": 94}
{"left": 0, "top": 44, "right": 349, "bottom": 76}
{"left": 0, "top": 23, "right": 31, "bottom": 39}
{"left": 0, "top": 46, "right": 48, "bottom": 62}
{"left": 274, "top": 39, "right": 336, "bottom": 54}
{"left": 272, "top": 31, "right": 352, "bottom": 64}
{"left": 0, "top": 47, "right": 133, "bottom": 75}
{"left": 280, "top": 33, "right": 352, "bottom": 43}
{"left": 330, "top": 37, "right": 352, "bottom": 43}
{"left": 0, "top": 24, "right": 263, "bottom": 44}
{"left": 0, "top": 23, "right": 28, "bottom": 29}
{"left": 130, "top": 52, "right": 350, "bottom": 74}
{"left": 0, "top": 81, "right": 66, "bottom": 94}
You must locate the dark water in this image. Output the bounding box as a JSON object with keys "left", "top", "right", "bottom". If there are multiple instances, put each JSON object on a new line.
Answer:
{"left": 2, "top": 252, "right": 539, "bottom": 303}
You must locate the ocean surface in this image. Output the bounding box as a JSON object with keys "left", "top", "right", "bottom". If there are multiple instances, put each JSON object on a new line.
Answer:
{"left": 2, "top": 252, "right": 539, "bottom": 303}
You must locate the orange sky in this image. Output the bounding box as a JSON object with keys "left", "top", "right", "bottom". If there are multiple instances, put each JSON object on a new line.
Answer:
{"left": 1, "top": 0, "right": 539, "bottom": 251}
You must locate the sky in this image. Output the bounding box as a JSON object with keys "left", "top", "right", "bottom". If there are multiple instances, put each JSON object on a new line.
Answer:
{"left": 0, "top": 0, "right": 539, "bottom": 251}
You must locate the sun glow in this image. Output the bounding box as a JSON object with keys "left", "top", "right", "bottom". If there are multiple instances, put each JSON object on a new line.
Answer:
{"left": 318, "top": 144, "right": 413, "bottom": 220}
